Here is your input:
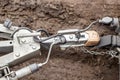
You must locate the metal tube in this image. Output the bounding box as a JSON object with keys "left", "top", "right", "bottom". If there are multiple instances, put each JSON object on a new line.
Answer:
{"left": 15, "top": 63, "right": 39, "bottom": 79}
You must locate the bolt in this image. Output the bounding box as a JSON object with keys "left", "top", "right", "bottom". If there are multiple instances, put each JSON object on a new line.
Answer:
{"left": 21, "top": 39, "right": 26, "bottom": 43}
{"left": 69, "top": 35, "right": 73, "bottom": 39}
{"left": 54, "top": 37, "right": 59, "bottom": 41}
{"left": 15, "top": 53, "right": 20, "bottom": 57}
{"left": 4, "top": 19, "right": 12, "bottom": 29}
{"left": 32, "top": 46, "right": 36, "bottom": 49}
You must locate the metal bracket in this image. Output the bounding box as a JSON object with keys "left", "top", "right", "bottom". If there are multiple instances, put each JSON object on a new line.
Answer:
{"left": 0, "top": 29, "right": 41, "bottom": 67}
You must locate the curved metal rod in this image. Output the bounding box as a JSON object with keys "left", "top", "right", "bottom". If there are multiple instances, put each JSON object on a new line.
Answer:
{"left": 38, "top": 42, "right": 55, "bottom": 67}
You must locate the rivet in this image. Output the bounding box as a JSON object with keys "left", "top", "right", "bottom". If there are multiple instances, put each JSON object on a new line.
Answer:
{"left": 21, "top": 39, "right": 26, "bottom": 43}
{"left": 15, "top": 53, "right": 20, "bottom": 57}
{"left": 69, "top": 35, "right": 73, "bottom": 39}
{"left": 32, "top": 46, "right": 36, "bottom": 49}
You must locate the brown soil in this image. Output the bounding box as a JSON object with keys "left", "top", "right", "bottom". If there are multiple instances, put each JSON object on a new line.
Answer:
{"left": 0, "top": 0, "right": 119, "bottom": 80}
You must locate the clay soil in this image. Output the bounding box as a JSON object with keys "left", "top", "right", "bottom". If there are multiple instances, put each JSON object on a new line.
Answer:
{"left": 0, "top": 0, "right": 119, "bottom": 80}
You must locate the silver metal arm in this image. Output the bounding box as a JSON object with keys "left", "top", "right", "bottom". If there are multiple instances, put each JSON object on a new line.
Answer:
{"left": 0, "top": 40, "right": 13, "bottom": 53}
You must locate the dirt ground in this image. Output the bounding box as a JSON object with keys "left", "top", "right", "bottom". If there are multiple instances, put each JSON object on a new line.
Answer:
{"left": 0, "top": 0, "right": 119, "bottom": 80}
